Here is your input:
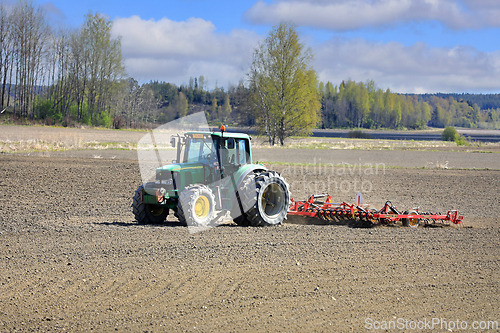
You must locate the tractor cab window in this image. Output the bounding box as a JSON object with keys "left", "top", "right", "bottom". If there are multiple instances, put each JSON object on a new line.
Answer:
{"left": 220, "top": 138, "right": 249, "bottom": 166}
{"left": 185, "top": 136, "right": 216, "bottom": 163}
{"left": 219, "top": 140, "right": 233, "bottom": 166}
{"left": 200, "top": 139, "right": 214, "bottom": 158}
{"left": 237, "top": 139, "right": 249, "bottom": 164}
{"left": 186, "top": 139, "right": 202, "bottom": 163}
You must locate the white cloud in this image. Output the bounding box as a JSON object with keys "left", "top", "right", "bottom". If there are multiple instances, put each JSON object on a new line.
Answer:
{"left": 110, "top": 14, "right": 500, "bottom": 93}
{"left": 40, "top": 2, "right": 65, "bottom": 19}
{"left": 244, "top": 0, "right": 500, "bottom": 30}
{"left": 314, "top": 38, "right": 500, "bottom": 93}
{"left": 111, "top": 15, "right": 261, "bottom": 87}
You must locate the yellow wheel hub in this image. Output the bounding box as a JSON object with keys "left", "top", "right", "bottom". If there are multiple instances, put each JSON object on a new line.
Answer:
{"left": 195, "top": 195, "right": 210, "bottom": 219}
{"left": 408, "top": 212, "right": 419, "bottom": 227}
{"left": 150, "top": 206, "right": 165, "bottom": 217}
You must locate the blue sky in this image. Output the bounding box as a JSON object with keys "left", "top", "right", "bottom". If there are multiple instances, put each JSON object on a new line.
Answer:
{"left": 37, "top": 0, "right": 500, "bottom": 93}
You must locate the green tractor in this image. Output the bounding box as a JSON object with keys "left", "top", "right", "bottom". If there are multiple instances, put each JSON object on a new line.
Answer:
{"left": 132, "top": 127, "right": 290, "bottom": 227}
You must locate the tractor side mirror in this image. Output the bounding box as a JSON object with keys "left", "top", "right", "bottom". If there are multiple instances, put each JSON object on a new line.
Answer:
{"left": 170, "top": 137, "right": 176, "bottom": 148}
{"left": 226, "top": 138, "right": 235, "bottom": 149}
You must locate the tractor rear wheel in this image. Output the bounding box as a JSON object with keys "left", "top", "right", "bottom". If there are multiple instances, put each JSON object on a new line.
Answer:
{"left": 233, "top": 214, "right": 251, "bottom": 226}
{"left": 402, "top": 210, "right": 419, "bottom": 228}
{"left": 132, "top": 184, "right": 169, "bottom": 224}
{"left": 238, "top": 171, "right": 290, "bottom": 227}
{"left": 232, "top": 173, "right": 255, "bottom": 226}
{"left": 178, "top": 185, "right": 216, "bottom": 227}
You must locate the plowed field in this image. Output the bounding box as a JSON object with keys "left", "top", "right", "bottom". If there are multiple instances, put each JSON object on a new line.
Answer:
{"left": 0, "top": 125, "right": 499, "bottom": 331}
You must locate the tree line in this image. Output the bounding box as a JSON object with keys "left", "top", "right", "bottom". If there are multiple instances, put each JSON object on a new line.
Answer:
{"left": 419, "top": 93, "right": 500, "bottom": 111}
{"left": 0, "top": 0, "right": 124, "bottom": 126}
{"left": 134, "top": 78, "right": 499, "bottom": 131}
{"left": 319, "top": 80, "right": 432, "bottom": 129}
{"left": 317, "top": 80, "right": 500, "bottom": 130}
{"left": 1, "top": 2, "right": 499, "bottom": 135}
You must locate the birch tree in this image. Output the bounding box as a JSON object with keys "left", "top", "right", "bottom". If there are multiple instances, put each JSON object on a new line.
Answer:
{"left": 0, "top": 2, "right": 13, "bottom": 110}
{"left": 11, "top": 0, "right": 48, "bottom": 118}
{"left": 79, "top": 12, "right": 125, "bottom": 123}
{"left": 249, "top": 22, "right": 320, "bottom": 146}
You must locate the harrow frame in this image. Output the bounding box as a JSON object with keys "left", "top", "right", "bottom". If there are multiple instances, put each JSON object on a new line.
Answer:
{"left": 287, "top": 194, "right": 463, "bottom": 227}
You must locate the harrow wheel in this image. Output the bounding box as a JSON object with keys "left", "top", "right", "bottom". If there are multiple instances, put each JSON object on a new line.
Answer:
{"left": 132, "top": 184, "right": 169, "bottom": 224}
{"left": 402, "top": 210, "right": 419, "bottom": 228}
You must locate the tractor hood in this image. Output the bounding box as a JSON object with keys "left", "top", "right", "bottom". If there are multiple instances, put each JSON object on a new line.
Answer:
{"left": 154, "top": 161, "right": 207, "bottom": 192}
{"left": 156, "top": 162, "right": 204, "bottom": 174}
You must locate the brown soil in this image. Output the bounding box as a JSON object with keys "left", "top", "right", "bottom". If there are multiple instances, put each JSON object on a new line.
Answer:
{"left": 1, "top": 125, "right": 499, "bottom": 331}
{"left": 1, "top": 152, "right": 499, "bottom": 332}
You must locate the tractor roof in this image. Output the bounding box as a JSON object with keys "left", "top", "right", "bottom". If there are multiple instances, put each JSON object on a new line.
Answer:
{"left": 186, "top": 131, "right": 251, "bottom": 140}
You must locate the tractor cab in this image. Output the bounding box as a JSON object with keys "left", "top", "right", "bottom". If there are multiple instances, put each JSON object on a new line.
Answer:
{"left": 151, "top": 127, "right": 253, "bottom": 204}
{"left": 170, "top": 127, "right": 252, "bottom": 185}
{"left": 134, "top": 126, "right": 290, "bottom": 227}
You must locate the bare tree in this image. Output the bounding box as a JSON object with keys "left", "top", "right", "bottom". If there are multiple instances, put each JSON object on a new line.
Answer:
{"left": 0, "top": 2, "right": 14, "bottom": 110}
{"left": 68, "top": 27, "right": 88, "bottom": 120}
{"left": 80, "top": 12, "right": 125, "bottom": 123}
{"left": 10, "top": 0, "right": 49, "bottom": 118}
{"left": 47, "top": 28, "right": 72, "bottom": 118}
{"left": 111, "top": 79, "right": 160, "bottom": 128}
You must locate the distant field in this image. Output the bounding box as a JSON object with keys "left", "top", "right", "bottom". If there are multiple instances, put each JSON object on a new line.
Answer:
{"left": 309, "top": 128, "right": 500, "bottom": 142}
{"left": 226, "top": 127, "right": 500, "bottom": 142}
{"left": 2, "top": 124, "right": 500, "bottom": 154}
{"left": 2, "top": 124, "right": 500, "bottom": 171}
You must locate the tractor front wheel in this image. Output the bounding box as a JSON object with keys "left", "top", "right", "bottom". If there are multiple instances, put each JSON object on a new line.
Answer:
{"left": 132, "top": 185, "right": 169, "bottom": 224}
{"left": 178, "top": 185, "right": 216, "bottom": 227}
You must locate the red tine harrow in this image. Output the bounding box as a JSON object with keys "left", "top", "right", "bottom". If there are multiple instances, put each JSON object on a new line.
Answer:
{"left": 287, "top": 193, "right": 463, "bottom": 227}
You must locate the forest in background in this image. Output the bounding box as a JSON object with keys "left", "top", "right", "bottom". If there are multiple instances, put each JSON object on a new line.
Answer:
{"left": 111, "top": 78, "right": 500, "bottom": 130}
{"left": 1, "top": 0, "right": 500, "bottom": 131}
